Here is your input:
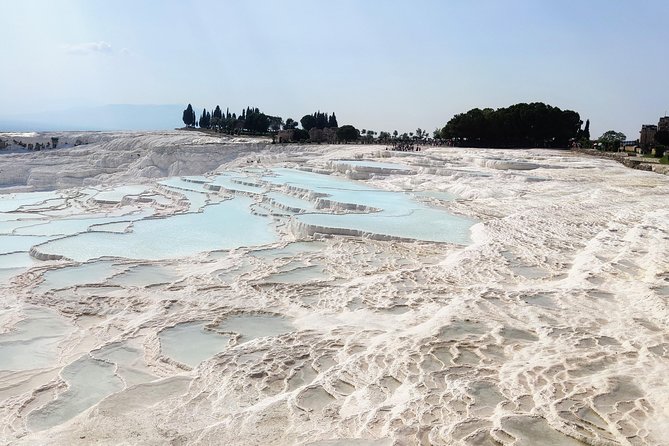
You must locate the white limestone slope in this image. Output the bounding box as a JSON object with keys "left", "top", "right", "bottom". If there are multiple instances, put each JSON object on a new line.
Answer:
{"left": 0, "top": 131, "right": 276, "bottom": 190}
{"left": 0, "top": 132, "right": 668, "bottom": 445}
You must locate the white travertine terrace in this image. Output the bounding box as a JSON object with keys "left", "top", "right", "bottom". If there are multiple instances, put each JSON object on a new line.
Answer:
{"left": 0, "top": 130, "right": 668, "bottom": 445}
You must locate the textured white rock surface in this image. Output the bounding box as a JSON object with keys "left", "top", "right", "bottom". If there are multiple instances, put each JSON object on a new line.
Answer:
{"left": 1, "top": 132, "right": 668, "bottom": 445}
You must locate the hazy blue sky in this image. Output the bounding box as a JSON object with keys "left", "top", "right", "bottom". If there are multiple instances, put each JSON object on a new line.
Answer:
{"left": 1, "top": 0, "right": 668, "bottom": 137}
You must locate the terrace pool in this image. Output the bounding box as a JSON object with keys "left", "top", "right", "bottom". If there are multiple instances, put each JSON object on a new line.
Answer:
{"left": 263, "top": 168, "right": 474, "bottom": 244}
{"left": 35, "top": 196, "right": 278, "bottom": 261}
{"left": 159, "top": 322, "right": 231, "bottom": 367}
{"left": 0, "top": 307, "right": 73, "bottom": 371}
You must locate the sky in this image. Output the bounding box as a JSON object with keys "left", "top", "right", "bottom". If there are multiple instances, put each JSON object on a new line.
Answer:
{"left": 1, "top": 0, "right": 668, "bottom": 138}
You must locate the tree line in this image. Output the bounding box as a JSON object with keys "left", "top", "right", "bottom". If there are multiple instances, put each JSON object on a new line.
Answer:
{"left": 439, "top": 102, "right": 585, "bottom": 148}
{"left": 182, "top": 104, "right": 370, "bottom": 143}
{"left": 300, "top": 112, "right": 338, "bottom": 131}
{"left": 182, "top": 104, "right": 343, "bottom": 134}
{"left": 182, "top": 104, "right": 282, "bottom": 134}
{"left": 182, "top": 101, "right": 593, "bottom": 148}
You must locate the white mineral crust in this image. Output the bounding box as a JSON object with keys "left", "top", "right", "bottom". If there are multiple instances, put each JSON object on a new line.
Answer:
{"left": 0, "top": 131, "right": 667, "bottom": 445}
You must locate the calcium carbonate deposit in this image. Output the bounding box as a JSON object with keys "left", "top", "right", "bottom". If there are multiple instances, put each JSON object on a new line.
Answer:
{"left": 0, "top": 130, "right": 668, "bottom": 445}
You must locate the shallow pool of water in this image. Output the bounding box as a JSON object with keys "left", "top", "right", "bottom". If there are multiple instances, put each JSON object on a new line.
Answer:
{"left": 0, "top": 191, "right": 61, "bottom": 213}
{"left": 0, "top": 234, "right": 53, "bottom": 254}
{"left": 334, "top": 160, "right": 412, "bottom": 171}
{"left": 158, "top": 178, "right": 210, "bottom": 211}
{"left": 159, "top": 322, "right": 231, "bottom": 367}
{"left": 37, "top": 261, "right": 126, "bottom": 291}
{"left": 0, "top": 252, "right": 39, "bottom": 269}
{"left": 92, "top": 185, "right": 149, "bottom": 203}
{"left": 14, "top": 209, "right": 153, "bottom": 236}
{"left": 299, "top": 207, "right": 473, "bottom": 244}
{"left": 108, "top": 264, "right": 179, "bottom": 287}
{"left": 36, "top": 197, "right": 278, "bottom": 261}
{"left": 0, "top": 307, "right": 73, "bottom": 371}
{"left": 92, "top": 342, "right": 156, "bottom": 387}
{"left": 159, "top": 177, "right": 210, "bottom": 193}
{"left": 27, "top": 356, "right": 125, "bottom": 431}
{"left": 217, "top": 314, "right": 294, "bottom": 343}
{"left": 264, "top": 169, "right": 474, "bottom": 243}
{"left": 0, "top": 218, "right": 49, "bottom": 234}
{"left": 266, "top": 191, "right": 316, "bottom": 211}
{"left": 209, "top": 174, "right": 266, "bottom": 194}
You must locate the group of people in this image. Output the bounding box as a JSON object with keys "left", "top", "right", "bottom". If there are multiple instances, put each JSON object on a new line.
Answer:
{"left": 387, "top": 142, "right": 421, "bottom": 152}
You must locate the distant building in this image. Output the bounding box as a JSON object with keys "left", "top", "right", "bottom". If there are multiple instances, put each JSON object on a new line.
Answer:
{"left": 658, "top": 116, "right": 669, "bottom": 132}
{"left": 308, "top": 127, "right": 337, "bottom": 143}
{"left": 277, "top": 129, "right": 295, "bottom": 143}
{"left": 639, "top": 124, "right": 657, "bottom": 153}
{"left": 622, "top": 140, "right": 637, "bottom": 152}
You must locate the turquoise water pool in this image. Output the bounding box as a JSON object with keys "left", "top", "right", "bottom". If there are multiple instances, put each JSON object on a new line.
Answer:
{"left": 36, "top": 196, "right": 278, "bottom": 261}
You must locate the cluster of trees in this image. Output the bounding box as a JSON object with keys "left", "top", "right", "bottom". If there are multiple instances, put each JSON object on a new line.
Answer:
{"left": 182, "top": 104, "right": 281, "bottom": 134}
{"left": 182, "top": 103, "right": 371, "bottom": 144}
{"left": 597, "top": 130, "right": 626, "bottom": 151}
{"left": 182, "top": 103, "right": 366, "bottom": 143}
{"left": 440, "top": 102, "right": 583, "bottom": 148}
{"left": 300, "top": 112, "right": 338, "bottom": 131}
{"left": 182, "top": 104, "right": 343, "bottom": 136}
{"left": 596, "top": 129, "right": 668, "bottom": 158}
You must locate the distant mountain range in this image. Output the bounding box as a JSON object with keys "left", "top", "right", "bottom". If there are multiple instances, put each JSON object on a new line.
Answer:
{"left": 0, "top": 104, "right": 185, "bottom": 131}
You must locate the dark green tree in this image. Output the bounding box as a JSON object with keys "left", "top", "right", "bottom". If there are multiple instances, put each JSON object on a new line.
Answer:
{"left": 210, "top": 106, "right": 223, "bottom": 131}
{"left": 269, "top": 116, "right": 283, "bottom": 132}
{"left": 441, "top": 102, "right": 582, "bottom": 148}
{"left": 314, "top": 112, "right": 328, "bottom": 129}
{"left": 336, "top": 125, "right": 359, "bottom": 143}
{"left": 598, "top": 130, "right": 626, "bottom": 151}
{"left": 235, "top": 106, "right": 274, "bottom": 133}
{"left": 301, "top": 111, "right": 337, "bottom": 131}
{"left": 329, "top": 113, "right": 339, "bottom": 128}
{"left": 199, "top": 108, "right": 211, "bottom": 129}
{"left": 182, "top": 104, "right": 196, "bottom": 127}
{"left": 300, "top": 114, "right": 317, "bottom": 131}
{"left": 284, "top": 118, "right": 298, "bottom": 129}
{"left": 213, "top": 106, "right": 222, "bottom": 119}
{"left": 292, "top": 129, "right": 309, "bottom": 141}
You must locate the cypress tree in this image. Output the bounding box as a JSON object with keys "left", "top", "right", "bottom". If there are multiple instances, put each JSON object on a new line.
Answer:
{"left": 199, "top": 108, "right": 211, "bottom": 129}
{"left": 182, "top": 104, "right": 195, "bottom": 127}
{"left": 329, "top": 113, "right": 338, "bottom": 128}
